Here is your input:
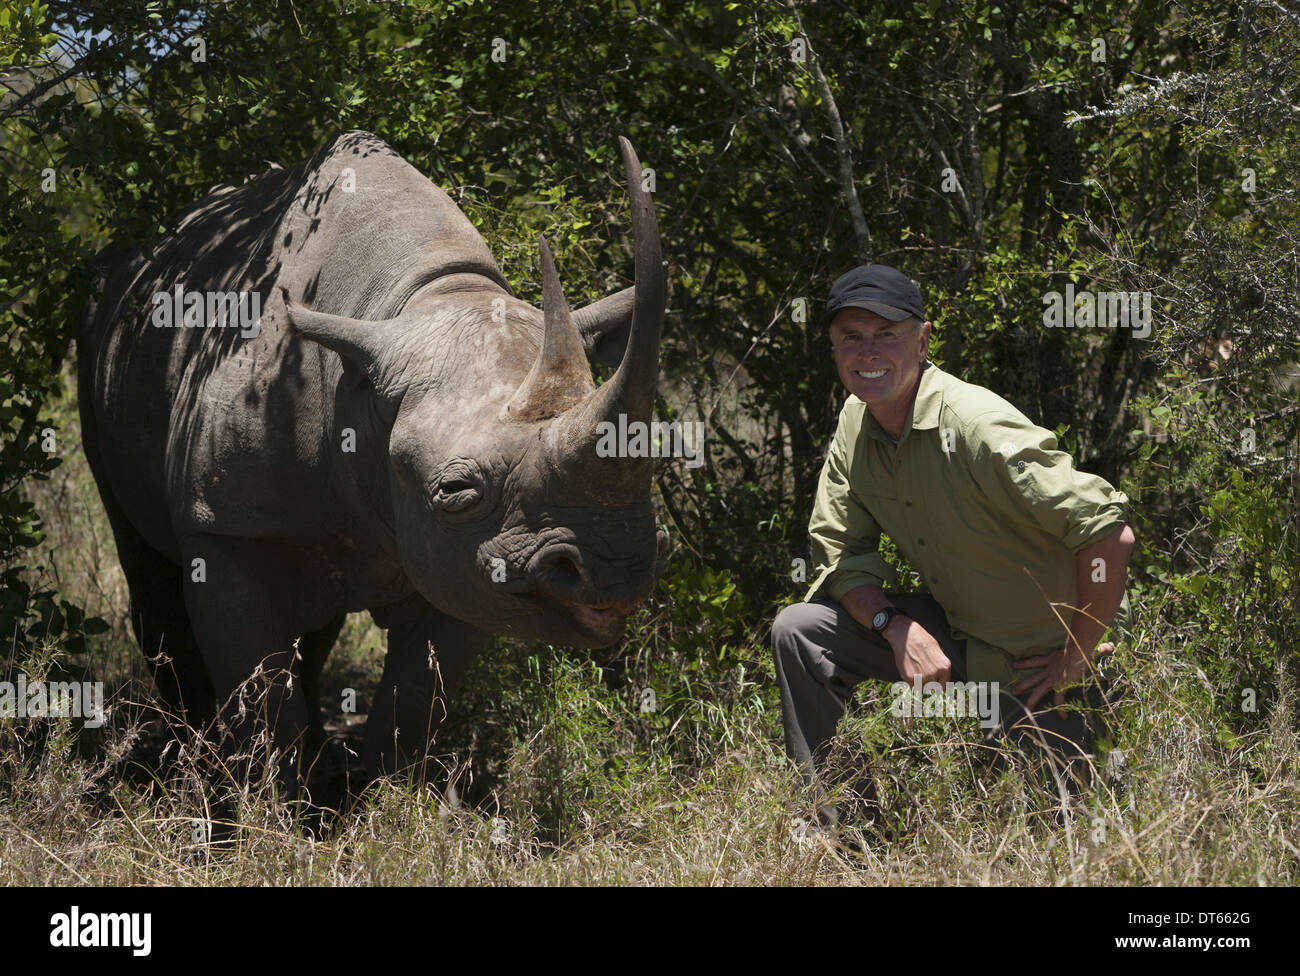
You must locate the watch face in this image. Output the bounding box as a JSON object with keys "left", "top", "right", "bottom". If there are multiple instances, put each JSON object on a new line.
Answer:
{"left": 872, "top": 610, "right": 889, "bottom": 630}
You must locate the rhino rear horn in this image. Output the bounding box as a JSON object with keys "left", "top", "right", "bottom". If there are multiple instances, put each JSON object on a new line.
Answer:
{"left": 503, "top": 236, "right": 597, "bottom": 422}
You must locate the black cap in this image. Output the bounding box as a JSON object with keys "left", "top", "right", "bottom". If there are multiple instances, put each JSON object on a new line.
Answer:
{"left": 821, "top": 264, "right": 925, "bottom": 328}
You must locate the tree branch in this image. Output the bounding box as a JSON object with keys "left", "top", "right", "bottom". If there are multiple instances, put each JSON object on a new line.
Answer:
{"left": 784, "top": 0, "right": 873, "bottom": 262}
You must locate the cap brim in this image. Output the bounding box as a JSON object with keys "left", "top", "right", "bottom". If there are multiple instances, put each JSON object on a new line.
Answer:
{"left": 822, "top": 300, "right": 915, "bottom": 328}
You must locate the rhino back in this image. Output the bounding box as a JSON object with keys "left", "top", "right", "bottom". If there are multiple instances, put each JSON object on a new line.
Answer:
{"left": 282, "top": 130, "right": 510, "bottom": 318}
{"left": 80, "top": 130, "right": 508, "bottom": 559}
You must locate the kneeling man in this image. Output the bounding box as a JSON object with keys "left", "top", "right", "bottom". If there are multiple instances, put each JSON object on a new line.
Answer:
{"left": 773, "top": 265, "right": 1134, "bottom": 820}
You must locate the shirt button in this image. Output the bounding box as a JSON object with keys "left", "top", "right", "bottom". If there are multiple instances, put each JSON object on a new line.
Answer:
{"left": 905, "top": 500, "right": 913, "bottom": 507}
{"left": 929, "top": 576, "right": 939, "bottom": 585}
{"left": 918, "top": 537, "right": 925, "bottom": 545}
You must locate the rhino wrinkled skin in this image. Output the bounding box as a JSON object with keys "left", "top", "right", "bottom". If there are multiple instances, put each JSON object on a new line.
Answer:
{"left": 79, "top": 130, "right": 666, "bottom": 781}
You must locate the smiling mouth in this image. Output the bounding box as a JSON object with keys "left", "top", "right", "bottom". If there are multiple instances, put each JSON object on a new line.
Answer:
{"left": 855, "top": 368, "right": 888, "bottom": 379}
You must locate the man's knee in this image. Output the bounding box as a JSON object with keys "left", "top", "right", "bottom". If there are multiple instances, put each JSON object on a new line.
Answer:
{"left": 771, "top": 601, "right": 824, "bottom": 654}
{"left": 773, "top": 603, "right": 845, "bottom": 687}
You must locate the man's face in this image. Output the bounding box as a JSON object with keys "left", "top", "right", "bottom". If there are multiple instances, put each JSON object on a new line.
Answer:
{"left": 830, "top": 308, "right": 931, "bottom": 412}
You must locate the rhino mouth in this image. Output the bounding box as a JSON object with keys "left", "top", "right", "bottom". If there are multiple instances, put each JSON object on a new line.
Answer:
{"left": 487, "top": 542, "right": 648, "bottom": 644}
{"left": 497, "top": 584, "right": 634, "bottom": 643}
{"left": 564, "top": 602, "right": 629, "bottom": 641}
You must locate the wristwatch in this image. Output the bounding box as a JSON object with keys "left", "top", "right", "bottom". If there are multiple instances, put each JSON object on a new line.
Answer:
{"left": 871, "top": 606, "right": 908, "bottom": 634}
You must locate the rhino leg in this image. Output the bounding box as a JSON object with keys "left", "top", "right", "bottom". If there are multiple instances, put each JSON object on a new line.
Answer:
{"left": 124, "top": 547, "right": 217, "bottom": 732}
{"left": 77, "top": 382, "right": 216, "bottom": 728}
{"left": 180, "top": 536, "right": 311, "bottom": 792}
{"left": 364, "top": 597, "right": 486, "bottom": 782}
{"left": 299, "top": 613, "right": 346, "bottom": 754}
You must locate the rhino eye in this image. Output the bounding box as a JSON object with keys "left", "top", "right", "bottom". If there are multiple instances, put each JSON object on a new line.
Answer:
{"left": 437, "top": 484, "right": 481, "bottom": 513}
{"left": 435, "top": 466, "right": 483, "bottom": 513}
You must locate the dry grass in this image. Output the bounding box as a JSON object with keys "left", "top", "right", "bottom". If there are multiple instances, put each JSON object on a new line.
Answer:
{"left": 3, "top": 682, "right": 1294, "bottom": 885}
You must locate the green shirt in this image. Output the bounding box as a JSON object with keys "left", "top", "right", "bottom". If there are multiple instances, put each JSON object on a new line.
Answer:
{"left": 804, "top": 361, "right": 1130, "bottom": 687}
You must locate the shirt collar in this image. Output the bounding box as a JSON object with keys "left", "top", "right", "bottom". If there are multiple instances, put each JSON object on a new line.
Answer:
{"left": 910, "top": 361, "right": 944, "bottom": 431}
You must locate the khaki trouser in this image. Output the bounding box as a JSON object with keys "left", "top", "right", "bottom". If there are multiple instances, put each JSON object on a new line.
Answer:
{"left": 771, "top": 596, "right": 1107, "bottom": 802}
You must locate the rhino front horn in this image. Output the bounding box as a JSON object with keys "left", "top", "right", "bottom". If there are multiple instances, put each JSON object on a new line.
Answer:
{"left": 504, "top": 236, "right": 597, "bottom": 422}
{"left": 567, "top": 137, "right": 665, "bottom": 444}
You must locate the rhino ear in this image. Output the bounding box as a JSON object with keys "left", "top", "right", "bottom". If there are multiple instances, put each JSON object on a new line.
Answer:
{"left": 572, "top": 286, "right": 634, "bottom": 368}
{"left": 284, "top": 301, "right": 402, "bottom": 397}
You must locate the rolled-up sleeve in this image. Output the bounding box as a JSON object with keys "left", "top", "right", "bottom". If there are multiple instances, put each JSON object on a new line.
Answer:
{"left": 964, "top": 411, "right": 1129, "bottom": 553}
{"left": 804, "top": 413, "right": 897, "bottom": 603}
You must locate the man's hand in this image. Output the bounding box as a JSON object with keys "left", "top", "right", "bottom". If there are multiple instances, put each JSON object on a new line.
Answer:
{"left": 1012, "top": 523, "right": 1134, "bottom": 717}
{"left": 888, "top": 616, "right": 952, "bottom": 685}
{"left": 838, "top": 585, "right": 952, "bottom": 684}
{"left": 1012, "top": 640, "right": 1114, "bottom": 717}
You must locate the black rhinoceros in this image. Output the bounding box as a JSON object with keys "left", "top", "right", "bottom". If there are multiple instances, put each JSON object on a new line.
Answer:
{"left": 78, "top": 130, "right": 664, "bottom": 781}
